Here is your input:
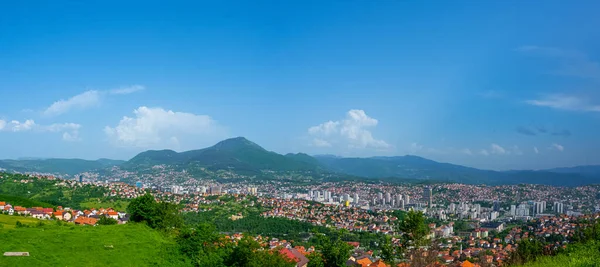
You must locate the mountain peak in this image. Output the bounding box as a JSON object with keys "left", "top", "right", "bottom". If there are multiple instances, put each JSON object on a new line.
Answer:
{"left": 212, "top": 137, "right": 265, "bottom": 151}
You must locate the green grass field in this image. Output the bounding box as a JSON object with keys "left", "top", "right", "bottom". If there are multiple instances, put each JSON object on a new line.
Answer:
{"left": 0, "top": 215, "right": 189, "bottom": 267}
{"left": 79, "top": 199, "right": 130, "bottom": 211}
{"left": 0, "top": 215, "right": 43, "bottom": 229}
{"left": 516, "top": 241, "right": 600, "bottom": 267}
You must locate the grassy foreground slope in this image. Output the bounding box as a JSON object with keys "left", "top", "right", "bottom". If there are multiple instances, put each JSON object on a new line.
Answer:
{"left": 516, "top": 242, "right": 600, "bottom": 267}
{"left": 0, "top": 217, "right": 190, "bottom": 267}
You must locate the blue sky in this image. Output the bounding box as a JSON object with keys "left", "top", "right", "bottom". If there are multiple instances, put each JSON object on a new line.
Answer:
{"left": 1, "top": 1, "right": 599, "bottom": 170}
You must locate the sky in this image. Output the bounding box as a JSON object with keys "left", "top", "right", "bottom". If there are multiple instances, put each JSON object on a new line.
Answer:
{"left": 1, "top": 1, "right": 600, "bottom": 170}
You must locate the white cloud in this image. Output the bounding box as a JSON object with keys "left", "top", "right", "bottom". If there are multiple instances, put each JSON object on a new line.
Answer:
{"left": 109, "top": 85, "right": 145, "bottom": 95}
{"left": 551, "top": 143, "right": 564, "bottom": 152}
{"left": 409, "top": 142, "right": 423, "bottom": 153}
{"left": 534, "top": 147, "right": 539, "bottom": 154}
{"left": 104, "top": 106, "right": 225, "bottom": 148}
{"left": 43, "top": 90, "right": 101, "bottom": 116}
{"left": 480, "top": 149, "right": 489, "bottom": 156}
{"left": 42, "top": 85, "right": 145, "bottom": 116}
{"left": 307, "top": 109, "right": 390, "bottom": 150}
{"left": 62, "top": 132, "right": 80, "bottom": 142}
{"left": 526, "top": 94, "right": 600, "bottom": 112}
{"left": 0, "top": 119, "right": 80, "bottom": 141}
{"left": 490, "top": 143, "right": 507, "bottom": 155}
{"left": 8, "top": 119, "right": 36, "bottom": 132}
{"left": 461, "top": 148, "right": 473, "bottom": 155}
{"left": 312, "top": 138, "right": 332, "bottom": 147}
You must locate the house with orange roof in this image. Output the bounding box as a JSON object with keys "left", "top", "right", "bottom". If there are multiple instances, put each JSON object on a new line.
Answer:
{"left": 368, "top": 260, "right": 389, "bottom": 267}
{"left": 53, "top": 211, "right": 63, "bottom": 220}
{"left": 74, "top": 216, "right": 97, "bottom": 226}
{"left": 107, "top": 211, "right": 119, "bottom": 220}
{"left": 279, "top": 248, "right": 309, "bottom": 267}
{"left": 461, "top": 260, "right": 480, "bottom": 267}
{"left": 356, "top": 256, "right": 373, "bottom": 267}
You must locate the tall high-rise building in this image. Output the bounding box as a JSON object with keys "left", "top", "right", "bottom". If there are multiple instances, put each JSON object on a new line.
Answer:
{"left": 423, "top": 187, "right": 433, "bottom": 208}
{"left": 79, "top": 175, "right": 83, "bottom": 183}
{"left": 354, "top": 193, "right": 359, "bottom": 204}
{"left": 405, "top": 195, "right": 410, "bottom": 205}
{"left": 554, "top": 202, "right": 564, "bottom": 214}
{"left": 248, "top": 187, "right": 258, "bottom": 195}
{"left": 510, "top": 205, "right": 516, "bottom": 216}
{"left": 209, "top": 186, "right": 222, "bottom": 195}
{"left": 396, "top": 194, "right": 402, "bottom": 205}
{"left": 533, "top": 201, "right": 546, "bottom": 215}
{"left": 493, "top": 200, "right": 500, "bottom": 212}
{"left": 400, "top": 199, "right": 405, "bottom": 209}
{"left": 385, "top": 192, "right": 391, "bottom": 204}
{"left": 378, "top": 192, "right": 383, "bottom": 202}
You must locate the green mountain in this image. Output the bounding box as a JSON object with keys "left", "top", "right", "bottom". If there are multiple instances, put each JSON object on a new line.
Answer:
{"left": 314, "top": 155, "right": 596, "bottom": 186}
{"left": 124, "top": 137, "right": 323, "bottom": 174}
{"left": 0, "top": 158, "right": 125, "bottom": 175}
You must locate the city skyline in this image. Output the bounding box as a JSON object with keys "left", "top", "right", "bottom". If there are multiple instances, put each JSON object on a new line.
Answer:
{"left": 2, "top": 1, "right": 600, "bottom": 170}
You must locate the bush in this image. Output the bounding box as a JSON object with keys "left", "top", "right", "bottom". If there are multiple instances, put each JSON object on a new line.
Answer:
{"left": 98, "top": 216, "right": 118, "bottom": 225}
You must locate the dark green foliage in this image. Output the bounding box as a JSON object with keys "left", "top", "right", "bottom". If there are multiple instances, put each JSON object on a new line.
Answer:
{"left": 397, "top": 210, "right": 429, "bottom": 247}
{"left": 184, "top": 211, "right": 323, "bottom": 239}
{"left": 316, "top": 233, "right": 353, "bottom": 267}
{"left": 97, "top": 216, "right": 118, "bottom": 225}
{"left": 0, "top": 193, "right": 54, "bottom": 208}
{"left": 127, "top": 193, "right": 183, "bottom": 231}
{"left": 379, "top": 235, "right": 395, "bottom": 264}
{"left": 177, "top": 223, "right": 294, "bottom": 267}
{"left": 0, "top": 174, "right": 108, "bottom": 209}
{"left": 508, "top": 238, "right": 544, "bottom": 265}
{"left": 307, "top": 252, "right": 325, "bottom": 267}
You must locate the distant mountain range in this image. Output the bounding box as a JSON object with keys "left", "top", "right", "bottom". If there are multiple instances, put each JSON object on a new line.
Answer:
{"left": 1, "top": 137, "right": 599, "bottom": 186}
{"left": 0, "top": 158, "right": 126, "bottom": 176}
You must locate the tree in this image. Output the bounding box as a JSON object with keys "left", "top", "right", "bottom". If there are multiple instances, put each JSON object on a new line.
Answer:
{"left": 317, "top": 234, "right": 353, "bottom": 267}
{"left": 379, "top": 235, "right": 395, "bottom": 264}
{"left": 127, "top": 193, "right": 158, "bottom": 225}
{"left": 97, "top": 216, "right": 118, "bottom": 225}
{"left": 127, "top": 193, "right": 182, "bottom": 231}
{"left": 307, "top": 252, "right": 325, "bottom": 267}
{"left": 508, "top": 238, "right": 544, "bottom": 265}
{"left": 397, "top": 210, "right": 429, "bottom": 248}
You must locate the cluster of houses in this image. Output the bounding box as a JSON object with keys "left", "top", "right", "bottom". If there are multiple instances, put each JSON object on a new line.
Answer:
{"left": 0, "top": 201, "right": 129, "bottom": 226}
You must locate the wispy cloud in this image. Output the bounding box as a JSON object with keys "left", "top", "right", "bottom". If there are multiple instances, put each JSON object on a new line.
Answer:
{"left": 43, "top": 90, "right": 101, "bottom": 116}
{"left": 108, "top": 85, "right": 145, "bottom": 95}
{"left": 43, "top": 85, "right": 145, "bottom": 116}
{"left": 534, "top": 147, "right": 539, "bottom": 154}
{"left": 551, "top": 129, "right": 572, "bottom": 137}
{"left": 516, "top": 125, "right": 571, "bottom": 137}
{"left": 525, "top": 94, "right": 600, "bottom": 112}
{"left": 551, "top": 143, "right": 564, "bottom": 152}
{"left": 516, "top": 126, "right": 537, "bottom": 136}
{"left": 490, "top": 144, "right": 507, "bottom": 155}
